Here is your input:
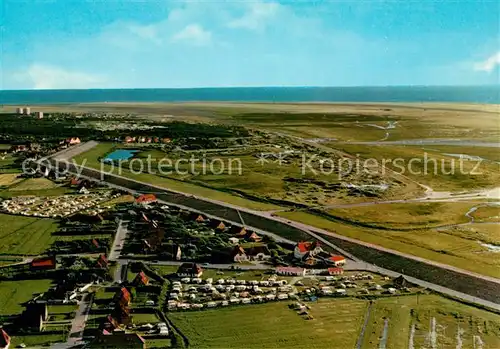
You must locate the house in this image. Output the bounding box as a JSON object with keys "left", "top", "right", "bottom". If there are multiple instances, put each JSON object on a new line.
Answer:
{"left": 245, "top": 232, "right": 262, "bottom": 243}
{"left": 10, "top": 145, "right": 27, "bottom": 153}
{"left": 394, "top": 275, "right": 413, "bottom": 289}
{"left": 246, "top": 245, "right": 271, "bottom": 261}
{"left": 70, "top": 178, "right": 81, "bottom": 186}
{"left": 79, "top": 186, "right": 90, "bottom": 194}
{"left": 135, "top": 194, "right": 157, "bottom": 204}
{"left": 210, "top": 220, "right": 226, "bottom": 232}
{"left": 192, "top": 214, "right": 206, "bottom": 223}
{"left": 30, "top": 256, "right": 56, "bottom": 270}
{"left": 23, "top": 303, "right": 48, "bottom": 332}
{"left": 133, "top": 272, "right": 149, "bottom": 287}
{"left": 231, "top": 246, "right": 248, "bottom": 263}
{"left": 124, "top": 136, "right": 135, "bottom": 143}
{"left": 101, "top": 315, "right": 121, "bottom": 332}
{"left": 328, "top": 267, "right": 344, "bottom": 276}
{"left": 276, "top": 267, "right": 305, "bottom": 276}
{"left": 329, "top": 255, "right": 346, "bottom": 266}
{"left": 177, "top": 263, "right": 203, "bottom": 278}
{"left": 96, "top": 254, "right": 109, "bottom": 269}
{"left": 230, "top": 226, "right": 247, "bottom": 237}
{"left": 0, "top": 329, "right": 11, "bottom": 349}
{"left": 65, "top": 137, "right": 81, "bottom": 145}
{"left": 115, "top": 287, "right": 132, "bottom": 307}
{"left": 161, "top": 138, "right": 172, "bottom": 144}
{"left": 294, "top": 241, "right": 323, "bottom": 259}
{"left": 89, "top": 331, "right": 146, "bottom": 349}
{"left": 228, "top": 237, "right": 239, "bottom": 245}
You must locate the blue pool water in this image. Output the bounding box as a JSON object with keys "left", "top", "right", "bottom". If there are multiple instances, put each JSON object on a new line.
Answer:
{"left": 102, "top": 149, "right": 139, "bottom": 162}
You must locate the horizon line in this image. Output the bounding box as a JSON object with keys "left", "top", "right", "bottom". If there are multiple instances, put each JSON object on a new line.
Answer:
{"left": 1, "top": 84, "right": 499, "bottom": 92}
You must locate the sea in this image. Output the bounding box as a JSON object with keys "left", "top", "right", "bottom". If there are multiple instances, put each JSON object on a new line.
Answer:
{"left": 0, "top": 85, "right": 499, "bottom": 104}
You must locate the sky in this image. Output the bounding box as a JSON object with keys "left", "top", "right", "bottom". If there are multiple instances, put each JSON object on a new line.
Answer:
{"left": 1, "top": 0, "right": 499, "bottom": 89}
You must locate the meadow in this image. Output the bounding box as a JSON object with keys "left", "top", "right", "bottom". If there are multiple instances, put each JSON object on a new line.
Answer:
{"left": 327, "top": 202, "right": 473, "bottom": 230}
{"left": 168, "top": 294, "right": 500, "bottom": 349}
{"left": 0, "top": 279, "right": 53, "bottom": 316}
{"left": 168, "top": 298, "right": 367, "bottom": 348}
{"left": 0, "top": 213, "right": 60, "bottom": 255}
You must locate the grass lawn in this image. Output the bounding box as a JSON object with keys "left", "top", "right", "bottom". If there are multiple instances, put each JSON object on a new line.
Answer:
{"left": 168, "top": 293, "right": 500, "bottom": 349}
{"left": 277, "top": 211, "right": 500, "bottom": 278}
{"left": 0, "top": 173, "right": 23, "bottom": 187}
{"left": 169, "top": 298, "right": 367, "bottom": 348}
{"left": 10, "top": 333, "right": 67, "bottom": 348}
{"left": 8, "top": 178, "right": 60, "bottom": 191}
{"left": 73, "top": 143, "right": 281, "bottom": 211}
{"left": 0, "top": 279, "right": 53, "bottom": 316}
{"left": 0, "top": 213, "right": 60, "bottom": 255}
{"left": 132, "top": 312, "right": 159, "bottom": 324}
{"left": 328, "top": 202, "right": 473, "bottom": 230}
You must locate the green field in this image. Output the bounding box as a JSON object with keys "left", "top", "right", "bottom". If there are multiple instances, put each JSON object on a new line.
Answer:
{"left": 8, "top": 178, "right": 60, "bottom": 191}
{"left": 328, "top": 202, "right": 473, "bottom": 230}
{"left": 0, "top": 213, "right": 60, "bottom": 255}
{"left": 0, "top": 279, "right": 53, "bottom": 316}
{"left": 169, "top": 298, "right": 367, "bottom": 348}
{"left": 168, "top": 294, "right": 500, "bottom": 349}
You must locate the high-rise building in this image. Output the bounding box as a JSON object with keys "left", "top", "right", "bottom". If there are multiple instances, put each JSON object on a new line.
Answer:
{"left": 24, "top": 107, "right": 31, "bottom": 115}
{"left": 35, "top": 111, "right": 44, "bottom": 119}
{"left": 17, "top": 107, "right": 24, "bottom": 114}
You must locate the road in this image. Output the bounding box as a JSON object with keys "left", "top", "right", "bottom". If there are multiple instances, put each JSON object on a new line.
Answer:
{"left": 46, "top": 142, "right": 500, "bottom": 308}
{"left": 51, "top": 293, "right": 94, "bottom": 349}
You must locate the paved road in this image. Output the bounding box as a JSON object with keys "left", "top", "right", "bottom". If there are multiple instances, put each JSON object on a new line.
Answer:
{"left": 52, "top": 293, "right": 93, "bottom": 349}
{"left": 46, "top": 142, "right": 500, "bottom": 309}
{"left": 109, "top": 219, "right": 128, "bottom": 262}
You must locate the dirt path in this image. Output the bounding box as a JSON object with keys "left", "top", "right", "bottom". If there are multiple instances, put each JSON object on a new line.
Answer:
{"left": 355, "top": 302, "right": 373, "bottom": 349}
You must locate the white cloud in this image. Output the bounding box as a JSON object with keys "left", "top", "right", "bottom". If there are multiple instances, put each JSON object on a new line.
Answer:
{"left": 171, "top": 24, "right": 212, "bottom": 46}
{"left": 228, "top": 2, "right": 281, "bottom": 31}
{"left": 17, "top": 64, "right": 107, "bottom": 89}
{"left": 128, "top": 24, "right": 161, "bottom": 45}
{"left": 474, "top": 51, "right": 500, "bottom": 73}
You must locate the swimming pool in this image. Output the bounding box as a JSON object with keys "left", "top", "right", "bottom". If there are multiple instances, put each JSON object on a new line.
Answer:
{"left": 102, "top": 149, "right": 139, "bottom": 162}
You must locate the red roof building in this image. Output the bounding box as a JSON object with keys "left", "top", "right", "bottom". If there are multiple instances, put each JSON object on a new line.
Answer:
{"left": 0, "top": 329, "right": 11, "bottom": 349}
{"left": 329, "top": 255, "right": 346, "bottom": 266}
{"left": 31, "top": 256, "right": 56, "bottom": 270}
{"left": 135, "top": 194, "right": 157, "bottom": 204}
{"left": 65, "top": 137, "right": 81, "bottom": 145}
{"left": 328, "top": 267, "right": 344, "bottom": 275}
{"left": 133, "top": 272, "right": 149, "bottom": 287}
{"left": 294, "top": 241, "right": 322, "bottom": 259}
{"left": 275, "top": 266, "right": 306, "bottom": 276}
{"left": 115, "top": 287, "right": 132, "bottom": 307}
{"left": 96, "top": 254, "right": 109, "bottom": 269}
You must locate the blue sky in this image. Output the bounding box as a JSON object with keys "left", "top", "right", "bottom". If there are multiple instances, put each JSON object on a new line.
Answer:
{"left": 2, "top": 0, "right": 499, "bottom": 89}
